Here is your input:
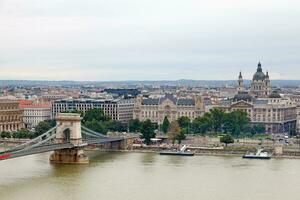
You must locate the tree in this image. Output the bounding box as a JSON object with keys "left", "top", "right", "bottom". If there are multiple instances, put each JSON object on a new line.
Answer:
{"left": 162, "top": 116, "right": 170, "bottom": 134}
{"left": 84, "top": 119, "right": 108, "bottom": 134}
{"left": 82, "top": 108, "right": 117, "bottom": 134}
{"left": 13, "top": 129, "right": 34, "bottom": 139}
{"left": 35, "top": 119, "right": 56, "bottom": 137}
{"left": 224, "top": 110, "right": 250, "bottom": 137}
{"left": 168, "top": 121, "right": 181, "bottom": 145}
{"left": 107, "top": 120, "right": 127, "bottom": 132}
{"left": 140, "top": 119, "right": 156, "bottom": 145}
{"left": 177, "top": 116, "right": 190, "bottom": 128}
{"left": 210, "top": 108, "right": 226, "bottom": 133}
{"left": 251, "top": 124, "right": 265, "bottom": 135}
{"left": 128, "top": 119, "right": 142, "bottom": 132}
{"left": 177, "top": 128, "right": 187, "bottom": 144}
{"left": 46, "top": 119, "right": 57, "bottom": 127}
{"left": 0, "top": 131, "right": 11, "bottom": 138}
{"left": 220, "top": 134, "right": 234, "bottom": 147}
{"left": 191, "top": 114, "right": 212, "bottom": 134}
{"left": 82, "top": 108, "right": 111, "bottom": 123}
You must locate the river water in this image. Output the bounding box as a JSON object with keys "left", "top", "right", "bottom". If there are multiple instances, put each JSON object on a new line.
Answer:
{"left": 0, "top": 151, "right": 300, "bottom": 200}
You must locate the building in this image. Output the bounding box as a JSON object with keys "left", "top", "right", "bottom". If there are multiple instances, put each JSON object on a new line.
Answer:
{"left": 0, "top": 99, "right": 24, "bottom": 132}
{"left": 218, "top": 63, "right": 297, "bottom": 134}
{"left": 103, "top": 89, "right": 141, "bottom": 97}
{"left": 229, "top": 91, "right": 297, "bottom": 134}
{"left": 237, "top": 71, "right": 244, "bottom": 92}
{"left": 19, "top": 100, "right": 51, "bottom": 129}
{"left": 133, "top": 94, "right": 204, "bottom": 124}
{"left": 52, "top": 98, "right": 134, "bottom": 123}
{"left": 250, "top": 62, "right": 271, "bottom": 97}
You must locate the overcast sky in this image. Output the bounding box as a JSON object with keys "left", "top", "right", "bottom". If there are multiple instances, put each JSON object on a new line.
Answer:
{"left": 0, "top": 0, "right": 300, "bottom": 81}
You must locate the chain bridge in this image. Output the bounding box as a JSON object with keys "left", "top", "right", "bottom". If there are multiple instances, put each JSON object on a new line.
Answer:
{"left": 0, "top": 113, "right": 132, "bottom": 163}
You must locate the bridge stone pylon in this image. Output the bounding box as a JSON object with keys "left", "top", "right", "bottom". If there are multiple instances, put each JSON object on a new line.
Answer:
{"left": 49, "top": 113, "right": 89, "bottom": 164}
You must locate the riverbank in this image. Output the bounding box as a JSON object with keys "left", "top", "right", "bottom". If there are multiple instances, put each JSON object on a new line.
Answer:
{"left": 2, "top": 137, "right": 300, "bottom": 159}
{"left": 85, "top": 144, "right": 300, "bottom": 159}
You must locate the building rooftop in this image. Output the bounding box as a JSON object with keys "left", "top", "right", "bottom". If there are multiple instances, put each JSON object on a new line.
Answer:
{"left": 142, "top": 94, "right": 196, "bottom": 106}
{"left": 233, "top": 91, "right": 253, "bottom": 102}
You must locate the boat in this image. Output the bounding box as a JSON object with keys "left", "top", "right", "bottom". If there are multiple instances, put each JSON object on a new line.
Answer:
{"left": 242, "top": 148, "right": 272, "bottom": 159}
{"left": 159, "top": 145, "right": 194, "bottom": 156}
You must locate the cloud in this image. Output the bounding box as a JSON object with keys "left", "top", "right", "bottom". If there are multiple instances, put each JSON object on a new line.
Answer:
{"left": 0, "top": 0, "right": 300, "bottom": 80}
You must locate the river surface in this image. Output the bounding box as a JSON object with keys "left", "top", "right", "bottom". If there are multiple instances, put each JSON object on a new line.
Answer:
{"left": 0, "top": 151, "right": 300, "bottom": 200}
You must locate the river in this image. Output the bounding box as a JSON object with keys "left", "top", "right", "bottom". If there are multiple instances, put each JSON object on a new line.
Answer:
{"left": 0, "top": 151, "right": 300, "bottom": 200}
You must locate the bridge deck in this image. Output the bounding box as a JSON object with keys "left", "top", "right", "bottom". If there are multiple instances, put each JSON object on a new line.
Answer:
{"left": 0, "top": 137, "right": 124, "bottom": 161}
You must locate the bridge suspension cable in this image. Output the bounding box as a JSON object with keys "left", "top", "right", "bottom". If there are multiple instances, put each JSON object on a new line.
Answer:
{"left": 0, "top": 125, "right": 58, "bottom": 154}
{"left": 81, "top": 126, "right": 108, "bottom": 138}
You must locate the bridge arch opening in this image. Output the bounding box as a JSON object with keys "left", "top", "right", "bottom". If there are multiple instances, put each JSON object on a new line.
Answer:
{"left": 63, "top": 128, "right": 71, "bottom": 142}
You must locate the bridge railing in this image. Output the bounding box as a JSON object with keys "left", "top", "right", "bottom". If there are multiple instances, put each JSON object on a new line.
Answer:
{"left": 0, "top": 125, "right": 58, "bottom": 154}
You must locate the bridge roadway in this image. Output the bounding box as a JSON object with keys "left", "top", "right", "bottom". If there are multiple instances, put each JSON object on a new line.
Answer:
{"left": 0, "top": 137, "right": 124, "bottom": 161}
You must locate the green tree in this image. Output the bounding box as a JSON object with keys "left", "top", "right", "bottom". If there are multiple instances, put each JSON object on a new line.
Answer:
{"left": 177, "top": 128, "right": 187, "bottom": 144}
{"left": 177, "top": 116, "right": 190, "bottom": 128}
{"left": 162, "top": 116, "right": 170, "bottom": 134}
{"left": 107, "top": 120, "right": 127, "bottom": 132}
{"left": 0, "top": 131, "right": 11, "bottom": 138}
{"left": 210, "top": 108, "right": 225, "bottom": 133}
{"left": 82, "top": 108, "right": 114, "bottom": 134}
{"left": 251, "top": 124, "right": 265, "bottom": 135}
{"left": 220, "top": 134, "right": 234, "bottom": 147}
{"left": 13, "top": 129, "right": 34, "bottom": 139}
{"left": 128, "top": 119, "right": 142, "bottom": 132}
{"left": 140, "top": 119, "right": 156, "bottom": 145}
{"left": 84, "top": 119, "right": 108, "bottom": 134}
{"left": 191, "top": 113, "right": 212, "bottom": 134}
{"left": 82, "top": 108, "right": 111, "bottom": 123}
{"left": 224, "top": 110, "right": 250, "bottom": 137}
{"left": 35, "top": 119, "right": 56, "bottom": 137}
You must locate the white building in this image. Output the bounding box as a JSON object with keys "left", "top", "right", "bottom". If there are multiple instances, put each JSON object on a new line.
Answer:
{"left": 20, "top": 104, "right": 52, "bottom": 129}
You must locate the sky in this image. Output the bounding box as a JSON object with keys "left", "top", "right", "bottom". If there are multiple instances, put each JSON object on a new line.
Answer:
{"left": 0, "top": 0, "right": 300, "bottom": 81}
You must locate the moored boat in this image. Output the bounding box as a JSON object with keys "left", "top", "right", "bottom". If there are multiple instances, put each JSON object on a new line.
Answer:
{"left": 242, "top": 148, "right": 272, "bottom": 159}
{"left": 159, "top": 145, "right": 194, "bottom": 156}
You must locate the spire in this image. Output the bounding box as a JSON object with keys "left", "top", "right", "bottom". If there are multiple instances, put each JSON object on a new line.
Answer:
{"left": 237, "top": 71, "right": 244, "bottom": 92}
{"left": 266, "top": 70, "right": 269, "bottom": 78}
{"left": 239, "top": 71, "right": 242, "bottom": 79}
{"left": 257, "top": 62, "right": 262, "bottom": 72}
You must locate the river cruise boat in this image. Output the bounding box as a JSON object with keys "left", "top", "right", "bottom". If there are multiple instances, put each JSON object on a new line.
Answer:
{"left": 242, "top": 148, "right": 272, "bottom": 159}
{"left": 159, "top": 145, "right": 194, "bottom": 156}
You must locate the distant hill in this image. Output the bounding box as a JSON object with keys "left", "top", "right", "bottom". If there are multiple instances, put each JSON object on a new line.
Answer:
{"left": 0, "top": 79, "right": 299, "bottom": 88}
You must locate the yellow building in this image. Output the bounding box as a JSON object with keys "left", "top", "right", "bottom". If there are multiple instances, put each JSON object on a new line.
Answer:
{"left": 133, "top": 94, "right": 204, "bottom": 124}
{"left": 0, "top": 99, "right": 25, "bottom": 132}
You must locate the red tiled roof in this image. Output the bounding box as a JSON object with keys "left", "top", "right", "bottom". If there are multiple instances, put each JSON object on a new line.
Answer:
{"left": 18, "top": 100, "right": 51, "bottom": 109}
{"left": 19, "top": 104, "right": 51, "bottom": 109}
{"left": 18, "top": 100, "right": 34, "bottom": 105}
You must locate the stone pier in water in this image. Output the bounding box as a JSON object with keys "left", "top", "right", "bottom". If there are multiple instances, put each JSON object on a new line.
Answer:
{"left": 49, "top": 113, "right": 89, "bottom": 164}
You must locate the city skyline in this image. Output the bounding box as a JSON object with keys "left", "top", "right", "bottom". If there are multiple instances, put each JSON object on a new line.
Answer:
{"left": 1, "top": 0, "right": 300, "bottom": 81}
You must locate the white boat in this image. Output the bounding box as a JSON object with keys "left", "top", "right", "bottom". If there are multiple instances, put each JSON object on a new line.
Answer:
{"left": 243, "top": 148, "right": 272, "bottom": 159}
{"left": 160, "top": 145, "right": 194, "bottom": 156}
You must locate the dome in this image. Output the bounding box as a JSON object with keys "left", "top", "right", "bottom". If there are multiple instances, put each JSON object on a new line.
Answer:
{"left": 233, "top": 91, "right": 253, "bottom": 102}
{"left": 253, "top": 62, "right": 266, "bottom": 81}
{"left": 269, "top": 90, "right": 281, "bottom": 98}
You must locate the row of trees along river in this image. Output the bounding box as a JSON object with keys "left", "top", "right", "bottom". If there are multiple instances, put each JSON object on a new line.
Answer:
{"left": 128, "top": 108, "right": 266, "bottom": 145}
{"left": 0, "top": 108, "right": 267, "bottom": 146}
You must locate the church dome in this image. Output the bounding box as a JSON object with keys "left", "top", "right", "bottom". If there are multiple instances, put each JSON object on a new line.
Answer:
{"left": 233, "top": 91, "right": 253, "bottom": 102}
{"left": 253, "top": 62, "right": 266, "bottom": 81}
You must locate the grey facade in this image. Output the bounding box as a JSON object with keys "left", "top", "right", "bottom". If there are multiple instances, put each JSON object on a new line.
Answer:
{"left": 52, "top": 98, "right": 134, "bottom": 123}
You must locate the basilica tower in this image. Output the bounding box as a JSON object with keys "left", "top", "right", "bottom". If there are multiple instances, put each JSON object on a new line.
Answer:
{"left": 237, "top": 71, "right": 244, "bottom": 92}
{"left": 250, "top": 62, "right": 271, "bottom": 97}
